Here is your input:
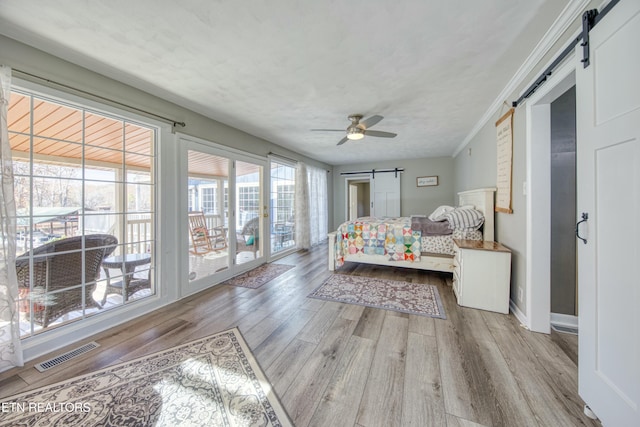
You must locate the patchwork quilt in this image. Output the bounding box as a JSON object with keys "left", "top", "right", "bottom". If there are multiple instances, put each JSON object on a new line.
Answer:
{"left": 335, "top": 217, "right": 421, "bottom": 267}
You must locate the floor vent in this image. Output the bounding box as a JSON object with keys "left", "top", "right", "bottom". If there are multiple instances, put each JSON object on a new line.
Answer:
{"left": 551, "top": 324, "right": 578, "bottom": 335}
{"left": 34, "top": 341, "right": 100, "bottom": 372}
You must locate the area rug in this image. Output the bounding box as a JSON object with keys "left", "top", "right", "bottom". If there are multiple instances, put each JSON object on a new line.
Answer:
{"left": 308, "top": 274, "right": 447, "bottom": 319}
{"left": 0, "top": 328, "right": 293, "bottom": 427}
{"left": 223, "top": 264, "right": 294, "bottom": 289}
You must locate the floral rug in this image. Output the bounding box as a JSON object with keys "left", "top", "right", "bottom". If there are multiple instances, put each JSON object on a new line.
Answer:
{"left": 224, "top": 264, "right": 294, "bottom": 289}
{"left": 308, "top": 274, "right": 447, "bottom": 319}
{"left": 0, "top": 328, "right": 293, "bottom": 427}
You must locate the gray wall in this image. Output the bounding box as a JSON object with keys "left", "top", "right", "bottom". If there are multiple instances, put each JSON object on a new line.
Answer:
{"left": 550, "top": 86, "right": 576, "bottom": 315}
{"left": 332, "top": 157, "right": 454, "bottom": 229}
{"left": 356, "top": 182, "right": 370, "bottom": 217}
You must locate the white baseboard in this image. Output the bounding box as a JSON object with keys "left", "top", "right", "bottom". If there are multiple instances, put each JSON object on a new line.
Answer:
{"left": 550, "top": 312, "right": 578, "bottom": 330}
{"left": 509, "top": 299, "right": 529, "bottom": 329}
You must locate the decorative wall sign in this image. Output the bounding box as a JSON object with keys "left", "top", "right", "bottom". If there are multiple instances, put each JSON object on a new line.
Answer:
{"left": 417, "top": 176, "right": 438, "bottom": 187}
{"left": 495, "top": 108, "right": 514, "bottom": 213}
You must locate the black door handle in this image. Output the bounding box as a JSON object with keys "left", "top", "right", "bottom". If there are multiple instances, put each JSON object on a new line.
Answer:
{"left": 576, "top": 212, "right": 588, "bottom": 244}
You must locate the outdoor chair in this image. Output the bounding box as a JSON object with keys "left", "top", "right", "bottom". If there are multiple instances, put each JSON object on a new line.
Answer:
{"left": 237, "top": 217, "right": 259, "bottom": 258}
{"left": 188, "top": 211, "right": 227, "bottom": 255}
{"left": 16, "top": 234, "right": 118, "bottom": 328}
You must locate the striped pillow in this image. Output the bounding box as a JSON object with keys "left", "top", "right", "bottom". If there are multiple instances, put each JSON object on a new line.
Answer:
{"left": 443, "top": 208, "right": 484, "bottom": 231}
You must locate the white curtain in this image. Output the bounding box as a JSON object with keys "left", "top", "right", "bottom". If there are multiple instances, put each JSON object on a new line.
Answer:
{"left": 295, "top": 162, "right": 328, "bottom": 250}
{"left": 295, "top": 162, "right": 310, "bottom": 249}
{"left": 307, "top": 165, "right": 328, "bottom": 246}
{"left": 0, "top": 65, "right": 23, "bottom": 371}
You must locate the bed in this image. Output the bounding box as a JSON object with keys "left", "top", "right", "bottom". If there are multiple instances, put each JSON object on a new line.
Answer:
{"left": 328, "top": 187, "right": 496, "bottom": 273}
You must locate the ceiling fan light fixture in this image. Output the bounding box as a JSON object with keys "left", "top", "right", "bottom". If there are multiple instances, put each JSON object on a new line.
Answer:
{"left": 347, "top": 128, "right": 364, "bottom": 140}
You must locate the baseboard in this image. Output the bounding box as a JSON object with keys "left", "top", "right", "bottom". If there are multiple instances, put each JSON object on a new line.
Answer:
{"left": 509, "top": 299, "right": 529, "bottom": 329}
{"left": 550, "top": 312, "right": 578, "bottom": 331}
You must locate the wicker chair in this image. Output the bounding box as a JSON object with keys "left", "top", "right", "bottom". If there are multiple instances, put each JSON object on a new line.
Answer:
{"left": 16, "top": 234, "right": 118, "bottom": 328}
{"left": 236, "top": 217, "right": 259, "bottom": 258}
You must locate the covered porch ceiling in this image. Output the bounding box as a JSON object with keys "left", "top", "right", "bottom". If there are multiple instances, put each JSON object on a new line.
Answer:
{"left": 8, "top": 91, "right": 260, "bottom": 178}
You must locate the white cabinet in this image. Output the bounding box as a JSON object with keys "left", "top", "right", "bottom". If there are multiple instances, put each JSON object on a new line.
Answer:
{"left": 452, "top": 239, "right": 511, "bottom": 314}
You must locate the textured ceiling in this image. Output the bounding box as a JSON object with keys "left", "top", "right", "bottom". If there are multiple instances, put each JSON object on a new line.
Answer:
{"left": 0, "top": 0, "right": 567, "bottom": 165}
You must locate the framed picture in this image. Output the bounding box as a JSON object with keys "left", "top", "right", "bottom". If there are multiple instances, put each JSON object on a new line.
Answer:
{"left": 417, "top": 176, "right": 438, "bottom": 187}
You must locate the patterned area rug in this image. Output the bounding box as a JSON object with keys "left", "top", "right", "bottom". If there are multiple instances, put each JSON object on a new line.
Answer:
{"left": 224, "top": 263, "right": 294, "bottom": 289}
{"left": 1, "top": 328, "right": 293, "bottom": 427}
{"left": 309, "top": 274, "right": 447, "bottom": 319}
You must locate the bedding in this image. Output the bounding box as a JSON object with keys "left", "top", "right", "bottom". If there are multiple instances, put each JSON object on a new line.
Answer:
{"left": 428, "top": 205, "right": 455, "bottom": 221}
{"left": 441, "top": 208, "right": 484, "bottom": 231}
{"left": 334, "top": 212, "right": 485, "bottom": 267}
{"left": 334, "top": 217, "right": 421, "bottom": 268}
{"left": 420, "top": 229, "right": 483, "bottom": 255}
{"left": 411, "top": 216, "right": 452, "bottom": 236}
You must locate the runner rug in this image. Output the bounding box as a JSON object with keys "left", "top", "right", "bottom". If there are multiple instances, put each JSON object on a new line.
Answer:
{"left": 0, "top": 328, "right": 293, "bottom": 427}
{"left": 308, "top": 274, "right": 447, "bottom": 319}
{"left": 224, "top": 263, "right": 294, "bottom": 289}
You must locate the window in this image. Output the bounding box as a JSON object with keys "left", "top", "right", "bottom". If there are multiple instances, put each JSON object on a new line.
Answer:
{"left": 237, "top": 185, "right": 259, "bottom": 227}
{"left": 270, "top": 161, "right": 295, "bottom": 253}
{"left": 8, "top": 89, "right": 157, "bottom": 337}
{"left": 200, "top": 185, "right": 218, "bottom": 214}
{"left": 276, "top": 185, "right": 294, "bottom": 223}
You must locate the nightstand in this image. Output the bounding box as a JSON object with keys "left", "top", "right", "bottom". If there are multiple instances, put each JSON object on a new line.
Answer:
{"left": 452, "top": 239, "right": 512, "bottom": 314}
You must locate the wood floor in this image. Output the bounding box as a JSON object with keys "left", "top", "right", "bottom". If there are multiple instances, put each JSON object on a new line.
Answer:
{"left": 0, "top": 244, "right": 599, "bottom": 427}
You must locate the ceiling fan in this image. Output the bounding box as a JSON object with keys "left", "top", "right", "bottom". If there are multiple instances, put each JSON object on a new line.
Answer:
{"left": 311, "top": 114, "right": 397, "bottom": 145}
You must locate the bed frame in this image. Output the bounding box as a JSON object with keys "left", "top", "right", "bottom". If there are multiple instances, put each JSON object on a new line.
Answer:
{"left": 328, "top": 187, "right": 496, "bottom": 273}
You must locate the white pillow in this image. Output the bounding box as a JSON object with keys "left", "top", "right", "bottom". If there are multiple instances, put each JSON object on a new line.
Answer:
{"left": 443, "top": 208, "right": 484, "bottom": 231}
{"left": 428, "top": 205, "right": 455, "bottom": 222}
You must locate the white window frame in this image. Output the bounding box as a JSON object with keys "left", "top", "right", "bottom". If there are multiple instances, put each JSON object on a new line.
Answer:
{"left": 11, "top": 78, "right": 174, "bottom": 363}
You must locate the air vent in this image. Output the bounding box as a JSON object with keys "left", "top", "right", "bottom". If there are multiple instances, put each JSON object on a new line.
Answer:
{"left": 34, "top": 341, "right": 100, "bottom": 372}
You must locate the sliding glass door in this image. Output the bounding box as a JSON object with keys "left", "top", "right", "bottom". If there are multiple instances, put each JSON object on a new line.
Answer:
{"left": 234, "top": 160, "right": 265, "bottom": 266}
{"left": 186, "top": 149, "right": 230, "bottom": 282}
{"left": 181, "top": 139, "right": 266, "bottom": 296}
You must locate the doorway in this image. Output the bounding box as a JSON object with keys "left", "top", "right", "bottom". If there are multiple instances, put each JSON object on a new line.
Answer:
{"left": 550, "top": 86, "right": 578, "bottom": 332}
{"left": 180, "top": 137, "right": 267, "bottom": 297}
{"left": 525, "top": 54, "right": 576, "bottom": 333}
{"left": 347, "top": 179, "right": 370, "bottom": 221}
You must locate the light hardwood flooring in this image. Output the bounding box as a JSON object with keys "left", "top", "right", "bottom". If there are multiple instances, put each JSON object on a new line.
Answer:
{"left": 0, "top": 244, "right": 599, "bottom": 427}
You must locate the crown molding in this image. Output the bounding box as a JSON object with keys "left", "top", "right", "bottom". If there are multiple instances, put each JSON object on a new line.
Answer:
{"left": 452, "top": 0, "right": 591, "bottom": 157}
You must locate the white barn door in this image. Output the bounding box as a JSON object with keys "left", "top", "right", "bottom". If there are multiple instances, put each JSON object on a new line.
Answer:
{"left": 370, "top": 171, "right": 400, "bottom": 217}
{"left": 576, "top": 1, "right": 640, "bottom": 425}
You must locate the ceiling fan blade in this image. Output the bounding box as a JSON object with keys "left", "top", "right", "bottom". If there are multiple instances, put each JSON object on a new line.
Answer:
{"left": 364, "top": 130, "right": 397, "bottom": 138}
{"left": 337, "top": 136, "right": 349, "bottom": 146}
{"left": 310, "top": 129, "right": 344, "bottom": 132}
{"left": 360, "top": 115, "right": 383, "bottom": 129}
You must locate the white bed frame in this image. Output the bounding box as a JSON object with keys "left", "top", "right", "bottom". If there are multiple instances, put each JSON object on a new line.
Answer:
{"left": 328, "top": 187, "right": 496, "bottom": 273}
